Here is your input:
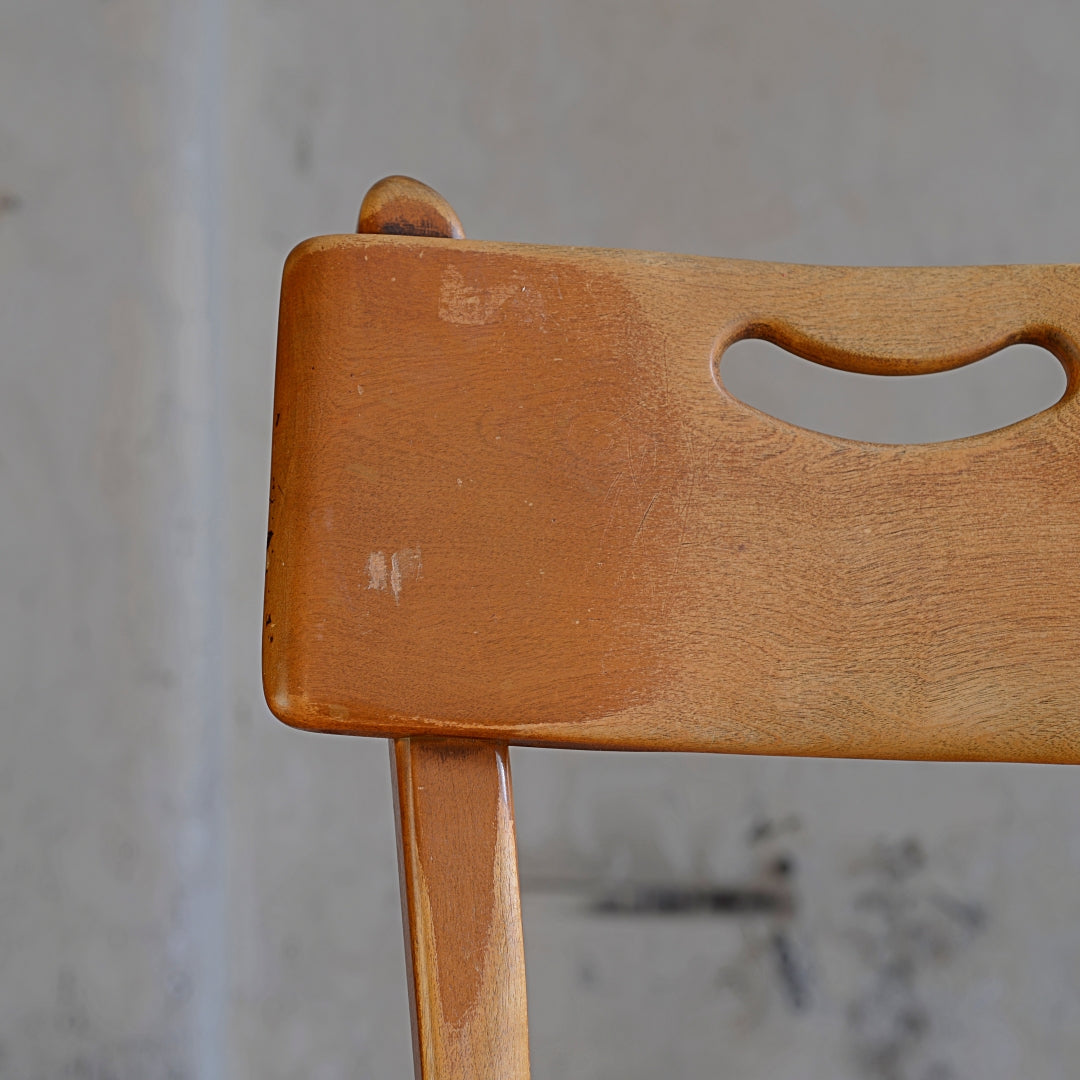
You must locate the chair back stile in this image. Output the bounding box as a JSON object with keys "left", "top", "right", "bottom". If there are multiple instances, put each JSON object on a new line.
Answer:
{"left": 364, "top": 179, "right": 531, "bottom": 1080}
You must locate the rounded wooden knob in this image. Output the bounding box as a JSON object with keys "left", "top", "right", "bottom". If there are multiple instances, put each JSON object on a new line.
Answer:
{"left": 357, "top": 176, "right": 465, "bottom": 238}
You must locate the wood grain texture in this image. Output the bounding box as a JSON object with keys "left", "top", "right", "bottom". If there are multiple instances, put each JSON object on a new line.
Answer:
{"left": 263, "top": 234, "right": 1080, "bottom": 762}
{"left": 357, "top": 176, "right": 531, "bottom": 1080}
{"left": 357, "top": 175, "right": 466, "bottom": 239}
{"left": 392, "top": 738, "right": 531, "bottom": 1080}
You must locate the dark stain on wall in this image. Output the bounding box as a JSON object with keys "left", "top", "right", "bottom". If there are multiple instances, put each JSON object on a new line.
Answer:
{"left": 845, "top": 837, "right": 986, "bottom": 1080}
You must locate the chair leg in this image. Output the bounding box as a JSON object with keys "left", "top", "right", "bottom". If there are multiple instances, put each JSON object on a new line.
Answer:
{"left": 391, "top": 737, "right": 531, "bottom": 1079}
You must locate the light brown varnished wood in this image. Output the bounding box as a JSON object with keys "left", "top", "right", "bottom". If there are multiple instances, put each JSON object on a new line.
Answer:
{"left": 264, "top": 212, "right": 1080, "bottom": 763}
{"left": 392, "top": 738, "right": 530, "bottom": 1080}
{"left": 358, "top": 175, "right": 466, "bottom": 239}
{"left": 358, "top": 178, "right": 531, "bottom": 1080}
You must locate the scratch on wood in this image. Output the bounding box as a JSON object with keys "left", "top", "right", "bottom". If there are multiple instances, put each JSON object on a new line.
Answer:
{"left": 634, "top": 493, "right": 660, "bottom": 543}
{"left": 390, "top": 552, "right": 403, "bottom": 601}
{"left": 602, "top": 470, "right": 625, "bottom": 506}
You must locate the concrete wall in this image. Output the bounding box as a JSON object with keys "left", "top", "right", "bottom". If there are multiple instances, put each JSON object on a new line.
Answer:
{"left": 3, "top": 2, "right": 1080, "bottom": 1077}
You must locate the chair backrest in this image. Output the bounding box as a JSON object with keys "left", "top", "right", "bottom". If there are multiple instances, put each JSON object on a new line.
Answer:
{"left": 263, "top": 177, "right": 1080, "bottom": 1079}
{"left": 266, "top": 184, "right": 1080, "bottom": 764}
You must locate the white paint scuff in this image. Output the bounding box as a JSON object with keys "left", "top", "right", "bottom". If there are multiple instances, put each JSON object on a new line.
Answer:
{"left": 366, "top": 551, "right": 388, "bottom": 591}
{"left": 367, "top": 547, "right": 422, "bottom": 603}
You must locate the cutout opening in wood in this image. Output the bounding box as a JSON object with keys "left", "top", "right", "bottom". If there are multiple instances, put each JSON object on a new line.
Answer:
{"left": 718, "top": 340, "right": 1066, "bottom": 444}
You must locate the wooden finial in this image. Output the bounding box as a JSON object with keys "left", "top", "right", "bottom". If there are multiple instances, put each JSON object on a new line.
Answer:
{"left": 357, "top": 175, "right": 465, "bottom": 238}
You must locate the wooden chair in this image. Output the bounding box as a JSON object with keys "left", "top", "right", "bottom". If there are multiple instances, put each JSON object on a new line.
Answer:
{"left": 263, "top": 176, "right": 1080, "bottom": 1079}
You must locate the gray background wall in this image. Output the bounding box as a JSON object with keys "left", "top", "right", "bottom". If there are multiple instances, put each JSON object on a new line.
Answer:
{"left": 3, "top": 2, "right": 1080, "bottom": 1078}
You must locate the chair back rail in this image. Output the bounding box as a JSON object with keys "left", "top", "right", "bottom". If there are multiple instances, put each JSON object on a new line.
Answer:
{"left": 266, "top": 211, "right": 1080, "bottom": 762}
